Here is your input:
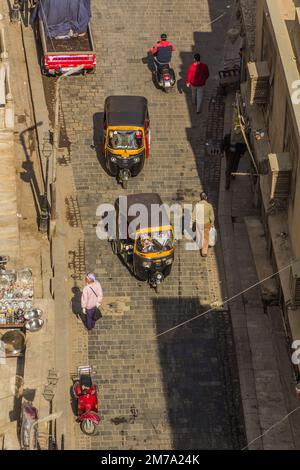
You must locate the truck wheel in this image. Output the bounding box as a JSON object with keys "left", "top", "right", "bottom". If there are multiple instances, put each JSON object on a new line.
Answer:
{"left": 40, "top": 58, "right": 47, "bottom": 76}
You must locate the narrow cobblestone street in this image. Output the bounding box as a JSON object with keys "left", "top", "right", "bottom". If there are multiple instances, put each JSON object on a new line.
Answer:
{"left": 44, "top": 0, "right": 246, "bottom": 449}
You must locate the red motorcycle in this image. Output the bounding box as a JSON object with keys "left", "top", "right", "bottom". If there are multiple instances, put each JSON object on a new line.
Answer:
{"left": 72, "top": 366, "right": 100, "bottom": 436}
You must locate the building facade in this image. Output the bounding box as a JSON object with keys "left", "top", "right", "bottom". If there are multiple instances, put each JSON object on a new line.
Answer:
{"left": 238, "top": 0, "right": 300, "bottom": 341}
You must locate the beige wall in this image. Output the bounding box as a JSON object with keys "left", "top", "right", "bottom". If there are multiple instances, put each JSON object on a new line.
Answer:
{"left": 254, "top": 0, "right": 300, "bottom": 257}
{"left": 255, "top": 0, "right": 264, "bottom": 60}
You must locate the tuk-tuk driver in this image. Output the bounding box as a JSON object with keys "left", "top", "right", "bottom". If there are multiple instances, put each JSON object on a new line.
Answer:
{"left": 138, "top": 233, "right": 154, "bottom": 253}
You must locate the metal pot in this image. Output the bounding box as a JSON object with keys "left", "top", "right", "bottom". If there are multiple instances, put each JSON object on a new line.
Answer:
{"left": 0, "top": 330, "right": 26, "bottom": 356}
{"left": 25, "top": 318, "right": 44, "bottom": 332}
{"left": 24, "top": 309, "right": 42, "bottom": 321}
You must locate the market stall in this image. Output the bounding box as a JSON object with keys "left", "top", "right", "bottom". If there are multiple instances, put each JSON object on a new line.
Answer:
{"left": 0, "top": 267, "right": 42, "bottom": 330}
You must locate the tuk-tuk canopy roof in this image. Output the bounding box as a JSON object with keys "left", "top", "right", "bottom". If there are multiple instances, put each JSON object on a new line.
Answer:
{"left": 115, "top": 193, "right": 172, "bottom": 235}
{"left": 105, "top": 96, "right": 148, "bottom": 127}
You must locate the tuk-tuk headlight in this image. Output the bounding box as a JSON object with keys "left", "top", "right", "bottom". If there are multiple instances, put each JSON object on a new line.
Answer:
{"left": 110, "top": 156, "right": 117, "bottom": 163}
{"left": 165, "top": 258, "right": 173, "bottom": 265}
{"left": 133, "top": 156, "right": 140, "bottom": 163}
{"left": 142, "top": 261, "right": 151, "bottom": 268}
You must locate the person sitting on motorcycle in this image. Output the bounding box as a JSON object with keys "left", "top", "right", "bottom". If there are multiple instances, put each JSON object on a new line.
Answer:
{"left": 77, "top": 375, "right": 96, "bottom": 396}
{"left": 150, "top": 33, "right": 176, "bottom": 70}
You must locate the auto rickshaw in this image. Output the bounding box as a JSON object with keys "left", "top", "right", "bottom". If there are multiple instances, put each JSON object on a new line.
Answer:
{"left": 103, "top": 96, "right": 150, "bottom": 188}
{"left": 111, "top": 193, "right": 175, "bottom": 290}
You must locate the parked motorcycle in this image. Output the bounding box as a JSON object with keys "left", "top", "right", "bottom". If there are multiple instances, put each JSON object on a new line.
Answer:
{"left": 20, "top": 401, "right": 38, "bottom": 450}
{"left": 72, "top": 365, "right": 100, "bottom": 436}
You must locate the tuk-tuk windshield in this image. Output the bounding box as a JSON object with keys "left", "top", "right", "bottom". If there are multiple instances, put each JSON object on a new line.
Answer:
{"left": 108, "top": 130, "right": 143, "bottom": 150}
{"left": 136, "top": 230, "right": 174, "bottom": 254}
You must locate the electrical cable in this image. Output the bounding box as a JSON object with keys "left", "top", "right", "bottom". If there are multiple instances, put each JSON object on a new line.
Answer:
{"left": 155, "top": 262, "right": 293, "bottom": 338}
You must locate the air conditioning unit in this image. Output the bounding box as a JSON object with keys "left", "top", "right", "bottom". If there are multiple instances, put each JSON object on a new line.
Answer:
{"left": 268, "top": 153, "right": 292, "bottom": 199}
{"left": 247, "top": 61, "right": 270, "bottom": 105}
{"left": 290, "top": 259, "right": 300, "bottom": 306}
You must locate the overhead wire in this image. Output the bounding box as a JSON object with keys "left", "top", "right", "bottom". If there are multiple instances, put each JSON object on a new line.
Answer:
{"left": 155, "top": 262, "right": 293, "bottom": 338}
{"left": 5, "top": 2, "right": 298, "bottom": 449}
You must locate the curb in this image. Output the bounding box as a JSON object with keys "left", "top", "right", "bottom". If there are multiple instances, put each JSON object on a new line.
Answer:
{"left": 218, "top": 95, "right": 263, "bottom": 450}
{"left": 20, "top": 20, "right": 73, "bottom": 449}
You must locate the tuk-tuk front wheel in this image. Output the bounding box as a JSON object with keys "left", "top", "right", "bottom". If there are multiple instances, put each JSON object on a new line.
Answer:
{"left": 118, "top": 169, "right": 130, "bottom": 189}
{"left": 40, "top": 57, "right": 48, "bottom": 76}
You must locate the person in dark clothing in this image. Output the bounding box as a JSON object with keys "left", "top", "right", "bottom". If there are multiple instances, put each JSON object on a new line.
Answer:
{"left": 221, "top": 133, "right": 247, "bottom": 190}
{"left": 150, "top": 33, "right": 176, "bottom": 71}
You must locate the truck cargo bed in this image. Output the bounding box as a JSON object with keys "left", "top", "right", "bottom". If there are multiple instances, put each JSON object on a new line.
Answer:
{"left": 45, "top": 33, "right": 91, "bottom": 53}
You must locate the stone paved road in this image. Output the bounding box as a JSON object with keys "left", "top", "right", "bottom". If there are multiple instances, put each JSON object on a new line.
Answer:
{"left": 45, "top": 0, "right": 246, "bottom": 449}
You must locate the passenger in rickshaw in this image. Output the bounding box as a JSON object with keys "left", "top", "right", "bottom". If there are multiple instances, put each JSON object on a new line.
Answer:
{"left": 134, "top": 130, "right": 143, "bottom": 149}
{"left": 127, "top": 130, "right": 143, "bottom": 149}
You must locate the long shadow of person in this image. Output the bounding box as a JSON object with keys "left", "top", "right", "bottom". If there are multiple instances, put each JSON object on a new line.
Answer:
{"left": 177, "top": 77, "right": 187, "bottom": 94}
{"left": 71, "top": 286, "right": 87, "bottom": 327}
{"left": 142, "top": 51, "right": 156, "bottom": 73}
{"left": 142, "top": 51, "right": 161, "bottom": 90}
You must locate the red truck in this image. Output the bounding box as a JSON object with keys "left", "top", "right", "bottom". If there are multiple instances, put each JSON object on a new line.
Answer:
{"left": 33, "top": 0, "right": 96, "bottom": 76}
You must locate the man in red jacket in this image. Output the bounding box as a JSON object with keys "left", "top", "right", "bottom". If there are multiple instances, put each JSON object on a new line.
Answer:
{"left": 150, "top": 33, "right": 176, "bottom": 70}
{"left": 186, "top": 53, "right": 209, "bottom": 113}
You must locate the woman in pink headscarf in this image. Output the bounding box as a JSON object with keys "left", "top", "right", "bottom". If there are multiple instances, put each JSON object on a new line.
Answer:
{"left": 81, "top": 273, "right": 103, "bottom": 330}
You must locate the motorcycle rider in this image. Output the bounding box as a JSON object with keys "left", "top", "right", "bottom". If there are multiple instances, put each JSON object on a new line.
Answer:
{"left": 76, "top": 374, "right": 96, "bottom": 397}
{"left": 150, "top": 33, "right": 176, "bottom": 71}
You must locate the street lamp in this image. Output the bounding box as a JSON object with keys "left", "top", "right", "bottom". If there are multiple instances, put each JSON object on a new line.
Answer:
{"left": 50, "top": 65, "right": 84, "bottom": 237}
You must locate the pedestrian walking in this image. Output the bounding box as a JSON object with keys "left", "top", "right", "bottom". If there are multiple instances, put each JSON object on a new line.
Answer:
{"left": 81, "top": 273, "right": 103, "bottom": 331}
{"left": 186, "top": 53, "right": 209, "bottom": 113}
{"left": 221, "top": 133, "right": 247, "bottom": 190}
{"left": 192, "top": 192, "right": 215, "bottom": 257}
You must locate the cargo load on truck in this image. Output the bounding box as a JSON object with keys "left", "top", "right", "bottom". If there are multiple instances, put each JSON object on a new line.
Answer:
{"left": 32, "top": 0, "right": 96, "bottom": 76}
{"left": 32, "top": 0, "right": 91, "bottom": 39}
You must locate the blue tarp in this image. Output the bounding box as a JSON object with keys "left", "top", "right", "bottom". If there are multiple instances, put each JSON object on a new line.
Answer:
{"left": 32, "top": 0, "right": 91, "bottom": 38}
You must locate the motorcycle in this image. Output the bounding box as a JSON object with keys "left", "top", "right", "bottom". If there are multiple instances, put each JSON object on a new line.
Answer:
{"left": 20, "top": 401, "right": 38, "bottom": 450}
{"left": 72, "top": 365, "right": 100, "bottom": 436}
{"left": 153, "top": 59, "right": 176, "bottom": 92}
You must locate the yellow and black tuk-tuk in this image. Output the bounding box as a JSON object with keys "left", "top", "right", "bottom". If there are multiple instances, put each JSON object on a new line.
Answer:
{"left": 103, "top": 96, "right": 150, "bottom": 188}
{"left": 111, "top": 193, "right": 175, "bottom": 290}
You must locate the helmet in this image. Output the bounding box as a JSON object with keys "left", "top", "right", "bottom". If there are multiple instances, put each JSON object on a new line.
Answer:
{"left": 161, "top": 33, "right": 167, "bottom": 41}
